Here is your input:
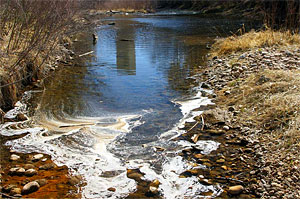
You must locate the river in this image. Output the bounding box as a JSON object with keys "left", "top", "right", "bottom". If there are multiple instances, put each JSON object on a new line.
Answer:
{"left": 1, "top": 14, "right": 254, "bottom": 198}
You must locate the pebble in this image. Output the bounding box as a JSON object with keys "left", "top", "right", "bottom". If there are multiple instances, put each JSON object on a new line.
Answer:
{"left": 10, "top": 187, "right": 21, "bottom": 196}
{"left": 24, "top": 164, "right": 35, "bottom": 170}
{"left": 10, "top": 154, "right": 20, "bottom": 161}
{"left": 35, "top": 179, "right": 48, "bottom": 187}
{"left": 39, "top": 163, "right": 55, "bottom": 170}
{"left": 223, "top": 125, "right": 230, "bottom": 130}
{"left": 149, "top": 186, "right": 158, "bottom": 194}
{"left": 228, "top": 185, "right": 244, "bottom": 195}
{"left": 127, "top": 172, "right": 143, "bottom": 181}
{"left": 25, "top": 169, "right": 38, "bottom": 177}
{"left": 2, "top": 184, "right": 17, "bottom": 193}
{"left": 32, "top": 154, "right": 44, "bottom": 162}
{"left": 216, "top": 159, "right": 225, "bottom": 163}
{"left": 224, "top": 90, "right": 231, "bottom": 95}
{"left": 67, "top": 176, "right": 81, "bottom": 186}
{"left": 107, "top": 187, "right": 116, "bottom": 192}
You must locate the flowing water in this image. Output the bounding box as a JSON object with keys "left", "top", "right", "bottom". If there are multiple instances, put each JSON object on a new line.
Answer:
{"left": 1, "top": 15, "right": 254, "bottom": 198}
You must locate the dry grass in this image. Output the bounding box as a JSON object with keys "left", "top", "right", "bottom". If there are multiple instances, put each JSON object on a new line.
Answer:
{"left": 211, "top": 29, "right": 300, "bottom": 56}
{"left": 221, "top": 70, "right": 300, "bottom": 149}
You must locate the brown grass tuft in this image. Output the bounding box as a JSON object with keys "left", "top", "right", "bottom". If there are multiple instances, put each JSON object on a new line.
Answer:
{"left": 211, "top": 29, "right": 300, "bottom": 56}
{"left": 221, "top": 70, "right": 300, "bottom": 149}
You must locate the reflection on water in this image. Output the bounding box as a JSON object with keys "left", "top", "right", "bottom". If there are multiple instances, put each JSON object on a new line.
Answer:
{"left": 116, "top": 21, "right": 136, "bottom": 75}
{"left": 1, "top": 15, "right": 257, "bottom": 198}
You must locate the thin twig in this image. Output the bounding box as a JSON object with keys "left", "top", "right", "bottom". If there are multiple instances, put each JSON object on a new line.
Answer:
{"left": 201, "top": 115, "right": 205, "bottom": 131}
{"left": 188, "top": 121, "right": 199, "bottom": 132}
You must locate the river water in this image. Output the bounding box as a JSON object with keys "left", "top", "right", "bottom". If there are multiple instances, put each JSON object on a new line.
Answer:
{"left": 1, "top": 15, "right": 253, "bottom": 198}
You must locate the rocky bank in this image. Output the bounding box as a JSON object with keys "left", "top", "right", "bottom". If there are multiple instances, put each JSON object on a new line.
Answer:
{"left": 177, "top": 44, "right": 300, "bottom": 198}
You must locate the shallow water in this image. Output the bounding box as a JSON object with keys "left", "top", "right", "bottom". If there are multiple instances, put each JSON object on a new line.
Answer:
{"left": 1, "top": 15, "right": 255, "bottom": 198}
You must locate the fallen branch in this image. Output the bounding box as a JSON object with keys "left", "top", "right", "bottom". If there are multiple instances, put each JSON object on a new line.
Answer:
{"left": 214, "top": 177, "right": 244, "bottom": 183}
{"left": 59, "top": 123, "right": 94, "bottom": 128}
{"left": 78, "top": 51, "right": 94, "bottom": 57}
{"left": 0, "top": 192, "right": 18, "bottom": 198}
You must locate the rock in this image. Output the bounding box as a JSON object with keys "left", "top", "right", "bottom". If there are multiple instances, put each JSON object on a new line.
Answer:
{"left": 10, "top": 188, "right": 21, "bottom": 196}
{"left": 108, "top": 22, "right": 115, "bottom": 25}
{"left": 22, "top": 181, "right": 40, "bottom": 195}
{"left": 228, "top": 107, "right": 235, "bottom": 112}
{"left": 92, "top": 33, "right": 98, "bottom": 43}
{"left": 107, "top": 187, "right": 116, "bottom": 192}
{"left": 201, "top": 82, "right": 210, "bottom": 89}
{"left": 224, "top": 90, "right": 231, "bottom": 95}
{"left": 67, "top": 176, "right": 82, "bottom": 186}
{"left": 32, "top": 154, "right": 44, "bottom": 162}
{"left": 10, "top": 154, "right": 20, "bottom": 161}
{"left": 127, "top": 172, "right": 143, "bottom": 181}
{"left": 151, "top": 179, "right": 160, "bottom": 187}
{"left": 154, "top": 146, "right": 165, "bottom": 152}
{"left": 25, "top": 169, "right": 37, "bottom": 177}
{"left": 24, "top": 164, "right": 35, "bottom": 170}
{"left": 228, "top": 185, "right": 244, "bottom": 195}
{"left": 14, "top": 168, "right": 25, "bottom": 176}
{"left": 223, "top": 125, "right": 230, "bottom": 130}
{"left": 16, "top": 113, "right": 27, "bottom": 121}
{"left": 193, "top": 154, "right": 203, "bottom": 159}
{"left": 201, "top": 108, "right": 228, "bottom": 125}
{"left": 0, "top": 108, "right": 4, "bottom": 123}
{"left": 39, "top": 163, "right": 55, "bottom": 170}
{"left": 2, "top": 184, "right": 17, "bottom": 193}
{"left": 35, "top": 179, "right": 48, "bottom": 187}
{"left": 199, "top": 178, "right": 213, "bottom": 185}
{"left": 216, "top": 159, "right": 225, "bottom": 163}
{"left": 8, "top": 168, "right": 18, "bottom": 175}
{"left": 149, "top": 186, "right": 158, "bottom": 194}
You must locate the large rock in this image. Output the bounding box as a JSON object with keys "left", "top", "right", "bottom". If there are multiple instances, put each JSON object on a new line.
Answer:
{"left": 200, "top": 108, "right": 229, "bottom": 125}
{"left": 22, "top": 181, "right": 40, "bottom": 195}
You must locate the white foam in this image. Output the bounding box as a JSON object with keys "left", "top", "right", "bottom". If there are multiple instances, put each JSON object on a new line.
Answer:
{"left": 3, "top": 114, "right": 143, "bottom": 199}
{"left": 160, "top": 87, "right": 214, "bottom": 139}
{"left": 128, "top": 156, "right": 222, "bottom": 199}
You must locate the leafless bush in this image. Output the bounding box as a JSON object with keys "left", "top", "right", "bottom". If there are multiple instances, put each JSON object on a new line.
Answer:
{"left": 0, "top": 0, "right": 77, "bottom": 76}
{"left": 260, "top": 0, "right": 299, "bottom": 31}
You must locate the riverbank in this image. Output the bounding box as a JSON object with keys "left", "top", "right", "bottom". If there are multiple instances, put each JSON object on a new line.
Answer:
{"left": 179, "top": 30, "right": 300, "bottom": 198}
